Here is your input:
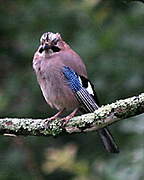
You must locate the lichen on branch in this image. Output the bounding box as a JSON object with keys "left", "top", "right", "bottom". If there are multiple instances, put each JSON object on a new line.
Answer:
{"left": 0, "top": 93, "right": 144, "bottom": 137}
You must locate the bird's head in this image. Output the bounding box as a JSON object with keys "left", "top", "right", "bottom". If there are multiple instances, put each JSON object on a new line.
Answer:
{"left": 38, "top": 32, "right": 68, "bottom": 55}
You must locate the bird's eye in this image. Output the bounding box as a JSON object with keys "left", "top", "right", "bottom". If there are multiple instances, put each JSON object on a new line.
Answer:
{"left": 50, "top": 38, "right": 61, "bottom": 52}
{"left": 52, "top": 38, "right": 59, "bottom": 45}
{"left": 51, "top": 45, "right": 61, "bottom": 52}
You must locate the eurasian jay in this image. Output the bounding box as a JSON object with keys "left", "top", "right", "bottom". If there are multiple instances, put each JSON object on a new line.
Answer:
{"left": 33, "top": 32, "right": 119, "bottom": 153}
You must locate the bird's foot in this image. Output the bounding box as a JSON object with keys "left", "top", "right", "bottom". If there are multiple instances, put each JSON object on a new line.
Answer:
{"left": 61, "top": 116, "right": 72, "bottom": 126}
{"left": 61, "top": 108, "right": 79, "bottom": 126}
{"left": 45, "top": 116, "right": 58, "bottom": 122}
{"left": 44, "top": 109, "right": 65, "bottom": 126}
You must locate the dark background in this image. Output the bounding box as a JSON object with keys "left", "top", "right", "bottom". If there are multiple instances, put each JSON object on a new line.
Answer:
{"left": 0, "top": 0, "right": 144, "bottom": 179}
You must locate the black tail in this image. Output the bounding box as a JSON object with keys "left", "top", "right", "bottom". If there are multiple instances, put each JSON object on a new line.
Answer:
{"left": 98, "top": 128, "right": 119, "bottom": 153}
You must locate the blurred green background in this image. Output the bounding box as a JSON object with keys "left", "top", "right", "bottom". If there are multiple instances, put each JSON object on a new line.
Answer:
{"left": 0, "top": 0, "right": 144, "bottom": 179}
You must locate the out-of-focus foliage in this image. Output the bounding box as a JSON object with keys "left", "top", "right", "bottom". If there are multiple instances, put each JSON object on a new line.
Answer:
{"left": 0, "top": 0, "right": 144, "bottom": 179}
{"left": 42, "top": 144, "right": 90, "bottom": 180}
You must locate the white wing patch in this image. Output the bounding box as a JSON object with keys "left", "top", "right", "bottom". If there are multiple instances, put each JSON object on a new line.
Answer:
{"left": 86, "top": 82, "right": 94, "bottom": 95}
{"left": 78, "top": 76, "right": 82, "bottom": 86}
{"left": 78, "top": 76, "right": 94, "bottom": 96}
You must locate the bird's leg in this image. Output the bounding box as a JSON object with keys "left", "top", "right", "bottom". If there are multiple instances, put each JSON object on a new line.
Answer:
{"left": 61, "top": 108, "right": 79, "bottom": 125}
{"left": 45, "top": 108, "right": 65, "bottom": 122}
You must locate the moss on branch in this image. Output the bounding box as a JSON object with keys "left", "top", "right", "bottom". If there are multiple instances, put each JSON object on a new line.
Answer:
{"left": 0, "top": 93, "right": 144, "bottom": 137}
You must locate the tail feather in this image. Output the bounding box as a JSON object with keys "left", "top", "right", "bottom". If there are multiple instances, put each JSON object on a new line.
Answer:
{"left": 98, "top": 128, "right": 119, "bottom": 153}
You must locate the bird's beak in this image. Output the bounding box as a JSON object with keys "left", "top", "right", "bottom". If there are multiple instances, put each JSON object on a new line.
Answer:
{"left": 38, "top": 43, "right": 51, "bottom": 54}
{"left": 43, "top": 43, "right": 51, "bottom": 51}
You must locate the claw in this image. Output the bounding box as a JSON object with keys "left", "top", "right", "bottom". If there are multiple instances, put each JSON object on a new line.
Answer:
{"left": 61, "top": 108, "right": 79, "bottom": 126}
{"left": 44, "top": 108, "right": 65, "bottom": 126}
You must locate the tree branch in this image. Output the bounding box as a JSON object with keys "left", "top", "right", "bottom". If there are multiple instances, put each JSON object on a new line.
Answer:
{"left": 0, "top": 93, "right": 144, "bottom": 137}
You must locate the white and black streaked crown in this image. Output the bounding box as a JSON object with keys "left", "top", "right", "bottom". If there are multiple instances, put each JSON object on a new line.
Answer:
{"left": 40, "top": 32, "right": 61, "bottom": 44}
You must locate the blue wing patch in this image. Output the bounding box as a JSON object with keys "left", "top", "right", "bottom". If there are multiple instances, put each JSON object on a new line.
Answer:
{"left": 62, "top": 66, "right": 99, "bottom": 112}
{"left": 63, "top": 66, "right": 82, "bottom": 92}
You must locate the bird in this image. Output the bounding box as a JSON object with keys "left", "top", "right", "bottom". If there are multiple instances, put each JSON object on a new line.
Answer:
{"left": 33, "top": 32, "right": 119, "bottom": 153}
